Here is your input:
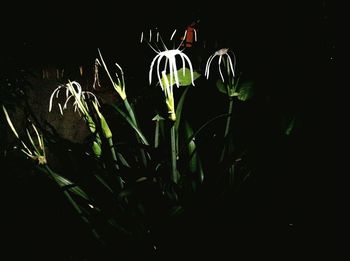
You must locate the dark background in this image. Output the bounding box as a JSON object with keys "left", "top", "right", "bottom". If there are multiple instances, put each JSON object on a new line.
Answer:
{"left": 1, "top": 1, "right": 342, "bottom": 259}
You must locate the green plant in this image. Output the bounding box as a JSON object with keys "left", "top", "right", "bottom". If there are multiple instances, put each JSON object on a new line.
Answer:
{"left": 2, "top": 28, "right": 255, "bottom": 258}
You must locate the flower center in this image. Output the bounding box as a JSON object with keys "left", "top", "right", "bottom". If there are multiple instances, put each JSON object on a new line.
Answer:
{"left": 216, "top": 48, "right": 229, "bottom": 55}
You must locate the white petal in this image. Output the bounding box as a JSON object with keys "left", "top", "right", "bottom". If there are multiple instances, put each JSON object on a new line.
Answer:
{"left": 31, "top": 124, "right": 43, "bottom": 149}
{"left": 156, "top": 55, "right": 164, "bottom": 89}
{"left": 140, "top": 32, "right": 144, "bottom": 43}
{"left": 183, "top": 54, "right": 195, "bottom": 85}
{"left": 205, "top": 54, "right": 215, "bottom": 79}
{"left": 226, "top": 53, "right": 235, "bottom": 77}
{"left": 170, "top": 29, "right": 177, "bottom": 41}
{"left": 218, "top": 55, "right": 225, "bottom": 82}
{"left": 149, "top": 54, "right": 159, "bottom": 85}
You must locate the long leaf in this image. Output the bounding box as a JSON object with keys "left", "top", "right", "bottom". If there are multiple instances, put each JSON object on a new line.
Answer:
{"left": 111, "top": 104, "right": 149, "bottom": 145}
{"left": 39, "top": 166, "right": 90, "bottom": 201}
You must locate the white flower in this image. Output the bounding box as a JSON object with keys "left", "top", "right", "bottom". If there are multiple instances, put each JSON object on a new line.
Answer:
{"left": 146, "top": 29, "right": 195, "bottom": 89}
{"left": 144, "top": 29, "right": 196, "bottom": 121}
{"left": 205, "top": 48, "right": 236, "bottom": 82}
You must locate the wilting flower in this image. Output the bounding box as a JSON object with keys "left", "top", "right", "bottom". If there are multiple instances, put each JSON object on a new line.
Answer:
{"left": 205, "top": 48, "right": 236, "bottom": 82}
{"left": 49, "top": 81, "right": 99, "bottom": 115}
{"left": 93, "top": 58, "right": 101, "bottom": 89}
{"left": 2, "top": 105, "right": 47, "bottom": 165}
{"left": 144, "top": 29, "right": 196, "bottom": 120}
{"left": 49, "top": 81, "right": 100, "bottom": 132}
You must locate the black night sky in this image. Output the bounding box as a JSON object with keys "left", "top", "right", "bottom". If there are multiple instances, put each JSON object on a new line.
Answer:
{"left": 0, "top": 1, "right": 343, "bottom": 259}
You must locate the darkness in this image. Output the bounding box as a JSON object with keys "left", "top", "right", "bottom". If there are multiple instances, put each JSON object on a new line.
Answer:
{"left": 1, "top": 1, "right": 342, "bottom": 259}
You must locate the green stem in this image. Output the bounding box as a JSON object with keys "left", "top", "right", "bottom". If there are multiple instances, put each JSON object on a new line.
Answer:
{"left": 154, "top": 121, "right": 159, "bottom": 148}
{"left": 123, "top": 99, "right": 148, "bottom": 167}
{"left": 220, "top": 97, "right": 234, "bottom": 162}
{"left": 124, "top": 99, "right": 137, "bottom": 127}
{"left": 178, "top": 113, "right": 229, "bottom": 157}
{"left": 170, "top": 123, "right": 178, "bottom": 183}
{"left": 108, "top": 137, "right": 124, "bottom": 190}
{"left": 224, "top": 97, "right": 234, "bottom": 138}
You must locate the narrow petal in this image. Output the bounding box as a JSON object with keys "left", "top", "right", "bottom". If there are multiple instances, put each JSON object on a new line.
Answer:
{"left": 226, "top": 53, "right": 235, "bottom": 77}
{"left": 205, "top": 54, "right": 215, "bottom": 79}
{"left": 183, "top": 54, "right": 195, "bottom": 85}
{"left": 181, "top": 55, "right": 186, "bottom": 76}
{"left": 58, "top": 103, "right": 64, "bottom": 115}
{"left": 31, "top": 124, "right": 43, "bottom": 149}
{"left": 21, "top": 141, "right": 32, "bottom": 155}
{"left": 48, "top": 87, "right": 59, "bottom": 112}
{"left": 21, "top": 149, "right": 34, "bottom": 158}
{"left": 170, "top": 29, "right": 177, "bottom": 41}
{"left": 218, "top": 55, "right": 225, "bottom": 82}
{"left": 171, "top": 57, "right": 179, "bottom": 87}
{"left": 2, "top": 105, "right": 19, "bottom": 138}
{"left": 178, "top": 30, "right": 187, "bottom": 49}
{"left": 63, "top": 95, "right": 74, "bottom": 109}
{"left": 26, "top": 129, "right": 39, "bottom": 152}
{"left": 140, "top": 32, "right": 144, "bottom": 43}
{"left": 156, "top": 55, "right": 163, "bottom": 89}
{"left": 149, "top": 54, "right": 159, "bottom": 85}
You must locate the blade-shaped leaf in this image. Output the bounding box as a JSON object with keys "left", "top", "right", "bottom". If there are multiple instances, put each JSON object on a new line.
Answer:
{"left": 49, "top": 170, "right": 90, "bottom": 201}
{"left": 237, "top": 81, "right": 254, "bottom": 101}
{"left": 216, "top": 79, "right": 228, "bottom": 94}
{"left": 285, "top": 116, "right": 296, "bottom": 136}
{"left": 111, "top": 104, "right": 149, "bottom": 145}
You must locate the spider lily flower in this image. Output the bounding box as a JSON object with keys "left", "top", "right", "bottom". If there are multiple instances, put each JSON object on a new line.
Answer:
{"left": 145, "top": 29, "right": 195, "bottom": 120}
{"left": 147, "top": 29, "right": 195, "bottom": 89}
{"left": 2, "top": 105, "right": 47, "bottom": 165}
{"left": 97, "top": 49, "right": 127, "bottom": 100}
{"left": 49, "top": 81, "right": 100, "bottom": 133}
{"left": 205, "top": 48, "right": 236, "bottom": 82}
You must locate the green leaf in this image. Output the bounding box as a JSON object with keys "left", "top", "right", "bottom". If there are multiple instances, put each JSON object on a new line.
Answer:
{"left": 169, "top": 205, "right": 184, "bottom": 217}
{"left": 49, "top": 171, "right": 90, "bottom": 201}
{"left": 237, "top": 81, "right": 254, "bottom": 101}
{"left": 160, "top": 68, "right": 200, "bottom": 87}
{"left": 111, "top": 104, "right": 149, "bottom": 145}
{"left": 285, "top": 116, "right": 296, "bottom": 136}
{"left": 216, "top": 79, "right": 254, "bottom": 100}
{"left": 216, "top": 79, "right": 228, "bottom": 94}
{"left": 117, "top": 152, "right": 131, "bottom": 168}
{"left": 95, "top": 174, "right": 114, "bottom": 193}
